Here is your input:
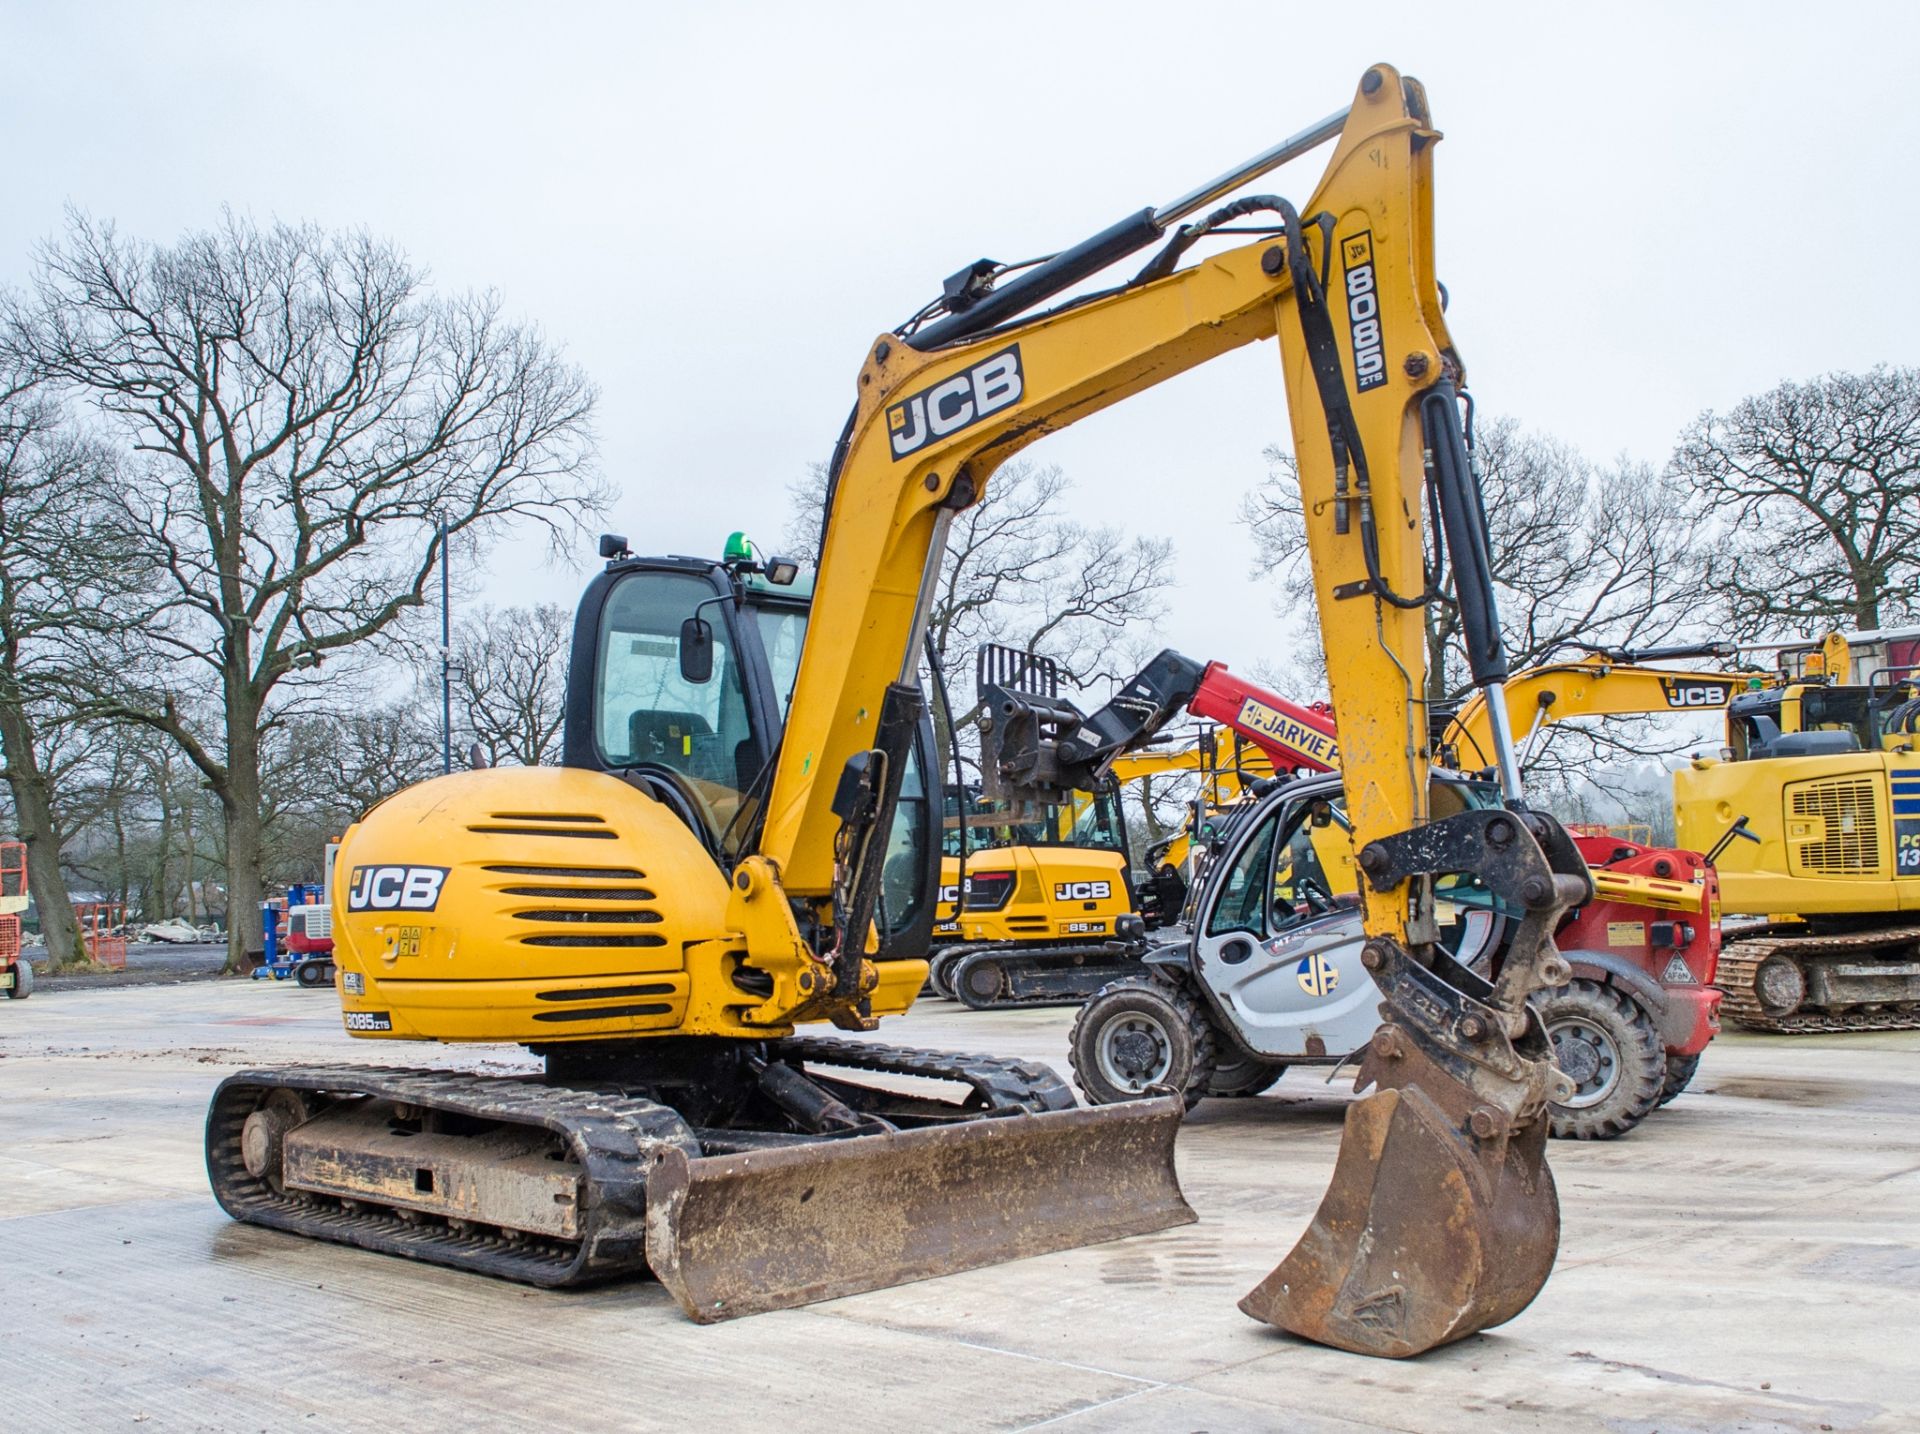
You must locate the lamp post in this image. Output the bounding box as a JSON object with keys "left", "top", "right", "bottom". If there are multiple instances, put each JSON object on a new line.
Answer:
{"left": 438, "top": 513, "right": 452, "bottom": 775}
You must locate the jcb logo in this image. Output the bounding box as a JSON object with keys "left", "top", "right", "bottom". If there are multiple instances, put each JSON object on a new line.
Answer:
{"left": 1054, "top": 880, "right": 1112, "bottom": 902}
{"left": 347, "top": 865, "right": 449, "bottom": 912}
{"left": 1342, "top": 232, "right": 1386, "bottom": 392}
{"left": 887, "top": 346, "right": 1023, "bottom": 459}
{"left": 1660, "top": 679, "right": 1731, "bottom": 709}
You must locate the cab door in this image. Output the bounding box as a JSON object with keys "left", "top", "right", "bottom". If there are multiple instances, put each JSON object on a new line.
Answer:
{"left": 1188, "top": 783, "right": 1380, "bottom": 1062}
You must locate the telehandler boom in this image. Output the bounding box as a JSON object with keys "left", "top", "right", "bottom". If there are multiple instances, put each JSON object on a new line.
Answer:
{"left": 209, "top": 65, "right": 1588, "bottom": 1357}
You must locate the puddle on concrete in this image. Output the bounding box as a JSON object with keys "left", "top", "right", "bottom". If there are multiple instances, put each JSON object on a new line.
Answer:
{"left": 1700, "top": 1075, "right": 1868, "bottom": 1106}
{"left": 1802, "top": 1242, "right": 1920, "bottom": 1287}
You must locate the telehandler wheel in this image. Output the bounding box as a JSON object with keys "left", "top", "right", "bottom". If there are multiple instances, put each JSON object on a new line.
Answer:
{"left": 1206, "top": 1054, "right": 1285, "bottom": 1098}
{"left": 1657, "top": 1052, "right": 1701, "bottom": 1107}
{"left": 1069, "top": 977, "right": 1215, "bottom": 1111}
{"left": 5, "top": 959, "right": 31, "bottom": 999}
{"left": 1537, "top": 979, "right": 1665, "bottom": 1140}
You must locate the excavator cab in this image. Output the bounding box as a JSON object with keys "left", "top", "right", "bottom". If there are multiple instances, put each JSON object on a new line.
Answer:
{"left": 563, "top": 550, "right": 941, "bottom": 955}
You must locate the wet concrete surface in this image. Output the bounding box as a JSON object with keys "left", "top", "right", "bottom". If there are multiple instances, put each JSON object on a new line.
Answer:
{"left": 2, "top": 980, "right": 1916, "bottom": 1432}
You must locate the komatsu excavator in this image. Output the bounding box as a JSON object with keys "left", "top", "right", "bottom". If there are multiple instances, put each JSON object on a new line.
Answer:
{"left": 1675, "top": 627, "right": 1920, "bottom": 1031}
{"left": 207, "top": 65, "right": 1588, "bottom": 1358}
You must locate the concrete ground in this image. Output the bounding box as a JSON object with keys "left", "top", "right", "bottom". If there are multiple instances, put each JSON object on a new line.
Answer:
{"left": 2, "top": 982, "right": 1915, "bottom": 1433}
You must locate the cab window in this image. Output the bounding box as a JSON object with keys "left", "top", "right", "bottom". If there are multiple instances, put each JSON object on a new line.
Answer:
{"left": 595, "top": 571, "right": 758, "bottom": 812}
{"left": 751, "top": 601, "right": 809, "bottom": 720}
{"left": 1206, "top": 812, "right": 1278, "bottom": 937}
{"left": 879, "top": 737, "right": 931, "bottom": 938}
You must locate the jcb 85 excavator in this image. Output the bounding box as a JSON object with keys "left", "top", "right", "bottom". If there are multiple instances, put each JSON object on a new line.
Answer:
{"left": 208, "top": 64, "right": 1588, "bottom": 1358}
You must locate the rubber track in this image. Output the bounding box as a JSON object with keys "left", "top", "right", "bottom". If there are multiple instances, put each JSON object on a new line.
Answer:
{"left": 1716, "top": 925, "right": 1920, "bottom": 1033}
{"left": 945, "top": 943, "right": 1143, "bottom": 1010}
{"left": 207, "top": 1065, "right": 697, "bottom": 1287}
{"left": 208, "top": 1041, "right": 1077, "bottom": 1287}
{"left": 774, "top": 1035, "right": 1079, "bottom": 1112}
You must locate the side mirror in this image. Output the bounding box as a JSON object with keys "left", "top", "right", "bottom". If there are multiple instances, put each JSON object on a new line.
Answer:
{"left": 1310, "top": 799, "right": 1333, "bottom": 828}
{"left": 679, "top": 617, "right": 715, "bottom": 684}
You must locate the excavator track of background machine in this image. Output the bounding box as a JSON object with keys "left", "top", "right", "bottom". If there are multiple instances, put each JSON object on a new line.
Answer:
{"left": 1716, "top": 930, "right": 1920, "bottom": 1033}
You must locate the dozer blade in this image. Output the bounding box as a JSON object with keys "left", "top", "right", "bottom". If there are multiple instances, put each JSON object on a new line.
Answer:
{"left": 646, "top": 1095, "right": 1192, "bottom": 1322}
{"left": 1239, "top": 1082, "right": 1558, "bottom": 1358}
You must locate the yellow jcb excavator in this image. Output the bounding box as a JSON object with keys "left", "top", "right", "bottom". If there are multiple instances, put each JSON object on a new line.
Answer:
{"left": 207, "top": 64, "right": 1589, "bottom": 1358}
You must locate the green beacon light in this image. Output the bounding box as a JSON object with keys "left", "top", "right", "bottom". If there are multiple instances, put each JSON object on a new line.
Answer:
{"left": 723, "top": 531, "right": 753, "bottom": 565}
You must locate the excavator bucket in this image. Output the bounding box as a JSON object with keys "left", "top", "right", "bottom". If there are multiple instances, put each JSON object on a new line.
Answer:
{"left": 1240, "top": 811, "right": 1587, "bottom": 1357}
{"left": 1240, "top": 1081, "right": 1559, "bottom": 1357}
{"left": 647, "top": 1095, "right": 1193, "bottom": 1321}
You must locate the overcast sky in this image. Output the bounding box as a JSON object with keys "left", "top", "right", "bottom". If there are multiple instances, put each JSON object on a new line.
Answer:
{"left": 5, "top": 2, "right": 1916, "bottom": 678}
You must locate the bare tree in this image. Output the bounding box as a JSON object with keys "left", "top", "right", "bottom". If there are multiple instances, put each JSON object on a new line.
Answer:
{"left": 0, "top": 374, "right": 148, "bottom": 965}
{"left": 1669, "top": 366, "right": 1920, "bottom": 637}
{"left": 6, "top": 210, "right": 603, "bottom": 969}
{"left": 1244, "top": 416, "right": 1707, "bottom": 705}
{"left": 454, "top": 603, "right": 572, "bottom": 766}
{"left": 785, "top": 459, "right": 1175, "bottom": 742}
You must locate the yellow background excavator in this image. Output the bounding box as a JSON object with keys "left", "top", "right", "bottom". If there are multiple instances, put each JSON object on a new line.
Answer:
{"left": 930, "top": 650, "right": 1337, "bottom": 1009}
{"left": 207, "top": 65, "right": 1589, "bottom": 1358}
{"left": 1675, "top": 627, "right": 1920, "bottom": 1030}
{"left": 1443, "top": 633, "right": 1920, "bottom": 1032}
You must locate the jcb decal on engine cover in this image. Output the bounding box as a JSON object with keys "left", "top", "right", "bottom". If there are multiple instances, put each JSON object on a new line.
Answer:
{"left": 342, "top": 970, "right": 365, "bottom": 995}
{"left": 342, "top": 1010, "right": 393, "bottom": 1032}
{"left": 887, "top": 346, "right": 1023, "bottom": 459}
{"left": 1054, "top": 880, "right": 1112, "bottom": 902}
{"left": 1341, "top": 232, "right": 1386, "bottom": 392}
{"left": 1235, "top": 696, "right": 1339, "bottom": 767}
{"left": 347, "top": 865, "right": 450, "bottom": 912}
{"left": 1659, "top": 677, "right": 1732, "bottom": 709}
{"left": 1296, "top": 954, "right": 1340, "bottom": 997}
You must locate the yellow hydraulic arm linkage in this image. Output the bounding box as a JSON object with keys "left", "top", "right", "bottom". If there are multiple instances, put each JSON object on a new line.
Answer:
{"left": 1443, "top": 648, "right": 1751, "bottom": 775}
{"left": 728, "top": 64, "right": 1593, "bottom": 1355}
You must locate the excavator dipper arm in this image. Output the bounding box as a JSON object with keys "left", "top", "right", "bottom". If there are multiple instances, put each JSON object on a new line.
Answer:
{"left": 729, "top": 63, "right": 1590, "bottom": 1355}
